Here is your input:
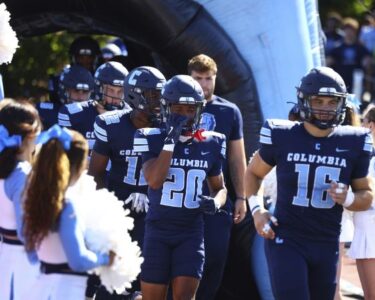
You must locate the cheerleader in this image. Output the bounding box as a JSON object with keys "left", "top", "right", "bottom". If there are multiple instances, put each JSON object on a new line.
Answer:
{"left": 23, "top": 125, "right": 115, "bottom": 299}
{"left": 0, "top": 99, "right": 41, "bottom": 300}
{"left": 348, "top": 105, "right": 375, "bottom": 299}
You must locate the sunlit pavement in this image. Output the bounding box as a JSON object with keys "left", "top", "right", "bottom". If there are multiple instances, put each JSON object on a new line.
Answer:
{"left": 341, "top": 250, "right": 364, "bottom": 300}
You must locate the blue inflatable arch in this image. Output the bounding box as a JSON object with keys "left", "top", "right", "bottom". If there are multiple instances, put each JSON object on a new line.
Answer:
{"left": 5, "top": 0, "right": 323, "bottom": 156}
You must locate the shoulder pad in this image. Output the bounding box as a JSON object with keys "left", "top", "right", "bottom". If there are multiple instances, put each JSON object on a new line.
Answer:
{"left": 94, "top": 118, "right": 108, "bottom": 142}
{"left": 266, "top": 119, "right": 296, "bottom": 129}
{"left": 138, "top": 127, "right": 162, "bottom": 136}
{"left": 133, "top": 128, "right": 162, "bottom": 152}
{"left": 99, "top": 110, "right": 121, "bottom": 125}
{"left": 260, "top": 119, "right": 296, "bottom": 146}
{"left": 66, "top": 102, "right": 84, "bottom": 114}
{"left": 39, "top": 102, "right": 54, "bottom": 110}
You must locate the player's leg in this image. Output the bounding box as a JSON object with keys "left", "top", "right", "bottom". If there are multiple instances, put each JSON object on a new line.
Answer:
{"left": 309, "top": 240, "right": 339, "bottom": 300}
{"left": 171, "top": 276, "right": 200, "bottom": 300}
{"left": 141, "top": 223, "right": 172, "bottom": 300}
{"left": 265, "top": 236, "right": 309, "bottom": 300}
{"left": 141, "top": 281, "right": 168, "bottom": 300}
{"left": 171, "top": 227, "right": 205, "bottom": 300}
{"left": 196, "top": 209, "right": 232, "bottom": 300}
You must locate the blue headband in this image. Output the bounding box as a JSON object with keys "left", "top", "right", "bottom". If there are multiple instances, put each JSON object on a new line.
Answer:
{"left": 0, "top": 125, "right": 22, "bottom": 153}
{"left": 36, "top": 124, "right": 72, "bottom": 150}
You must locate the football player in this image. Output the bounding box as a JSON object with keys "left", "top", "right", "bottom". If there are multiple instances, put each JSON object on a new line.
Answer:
{"left": 134, "top": 75, "right": 227, "bottom": 300}
{"left": 43, "top": 36, "right": 100, "bottom": 123}
{"left": 89, "top": 66, "right": 166, "bottom": 300}
{"left": 58, "top": 61, "right": 128, "bottom": 158}
{"left": 188, "top": 54, "right": 247, "bottom": 300}
{"left": 59, "top": 65, "right": 95, "bottom": 104}
{"left": 246, "top": 66, "right": 373, "bottom": 300}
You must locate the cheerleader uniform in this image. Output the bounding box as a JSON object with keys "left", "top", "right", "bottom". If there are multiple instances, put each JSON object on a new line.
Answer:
{"left": 0, "top": 161, "right": 40, "bottom": 300}
{"left": 348, "top": 156, "right": 375, "bottom": 259}
{"left": 28, "top": 179, "right": 110, "bottom": 300}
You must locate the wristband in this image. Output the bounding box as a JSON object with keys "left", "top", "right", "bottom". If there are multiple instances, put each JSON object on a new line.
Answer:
{"left": 248, "top": 195, "right": 261, "bottom": 215}
{"left": 236, "top": 196, "right": 246, "bottom": 201}
{"left": 162, "top": 144, "right": 175, "bottom": 152}
{"left": 343, "top": 190, "right": 355, "bottom": 208}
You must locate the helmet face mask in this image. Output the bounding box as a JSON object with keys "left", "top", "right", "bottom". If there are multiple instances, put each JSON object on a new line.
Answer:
{"left": 59, "top": 65, "right": 95, "bottom": 104}
{"left": 101, "top": 84, "right": 125, "bottom": 110}
{"left": 94, "top": 62, "right": 128, "bottom": 111}
{"left": 69, "top": 36, "right": 101, "bottom": 72}
{"left": 65, "top": 88, "right": 92, "bottom": 104}
{"left": 160, "top": 75, "right": 205, "bottom": 139}
{"left": 162, "top": 101, "right": 205, "bottom": 136}
{"left": 297, "top": 67, "right": 347, "bottom": 129}
{"left": 124, "top": 66, "right": 166, "bottom": 125}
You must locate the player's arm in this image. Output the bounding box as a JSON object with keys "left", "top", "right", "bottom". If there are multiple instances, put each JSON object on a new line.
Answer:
{"left": 245, "top": 151, "right": 275, "bottom": 238}
{"left": 88, "top": 117, "right": 111, "bottom": 189}
{"left": 57, "top": 105, "right": 72, "bottom": 128}
{"left": 228, "top": 138, "right": 247, "bottom": 223}
{"left": 328, "top": 132, "right": 374, "bottom": 211}
{"left": 88, "top": 151, "right": 109, "bottom": 189}
{"left": 142, "top": 150, "right": 174, "bottom": 189}
{"left": 328, "top": 176, "right": 373, "bottom": 211}
{"left": 207, "top": 173, "right": 227, "bottom": 208}
{"left": 142, "top": 114, "right": 188, "bottom": 189}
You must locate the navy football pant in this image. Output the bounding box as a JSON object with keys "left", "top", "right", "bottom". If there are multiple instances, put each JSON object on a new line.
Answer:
{"left": 265, "top": 235, "right": 339, "bottom": 300}
{"left": 196, "top": 209, "right": 233, "bottom": 300}
{"left": 141, "top": 221, "right": 205, "bottom": 284}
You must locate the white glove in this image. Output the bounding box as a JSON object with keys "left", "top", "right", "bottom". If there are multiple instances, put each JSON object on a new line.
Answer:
{"left": 124, "top": 193, "right": 149, "bottom": 213}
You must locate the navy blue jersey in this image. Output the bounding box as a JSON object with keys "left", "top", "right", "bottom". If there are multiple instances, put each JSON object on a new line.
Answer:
{"left": 58, "top": 100, "right": 98, "bottom": 152}
{"left": 134, "top": 129, "right": 226, "bottom": 227}
{"left": 259, "top": 119, "right": 372, "bottom": 241}
{"left": 93, "top": 109, "right": 147, "bottom": 200}
{"left": 36, "top": 101, "right": 61, "bottom": 129}
{"left": 200, "top": 95, "right": 243, "bottom": 145}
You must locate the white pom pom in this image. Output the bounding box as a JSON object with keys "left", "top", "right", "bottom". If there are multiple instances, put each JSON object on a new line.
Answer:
{"left": 0, "top": 4, "right": 19, "bottom": 64}
{"left": 73, "top": 174, "right": 143, "bottom": 294}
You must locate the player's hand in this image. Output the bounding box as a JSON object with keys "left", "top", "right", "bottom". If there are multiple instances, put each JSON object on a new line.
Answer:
{"left": 253, "top": 209, "right": 278, "bottom": 239}
{"left": 164, "top": 113, "right": 189, "bottom": 145}
{"left": 327, "top": 181, "right": 348, "bottom": 206}
{"left": 198, "top": 195, "right": 221, "bottom": 215}
{"left": 233, "top": 199, "right": 247, "bottom": 224}
{"left": 124, "top": 193, "right": 150, "bottom": 213}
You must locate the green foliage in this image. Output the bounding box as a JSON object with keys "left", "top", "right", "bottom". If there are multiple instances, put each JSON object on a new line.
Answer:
{"left": 0, "top": 32, "right": 111, "bottom": 101}
{"left": 319, "top": 0, "right": 374, "bottom": 23}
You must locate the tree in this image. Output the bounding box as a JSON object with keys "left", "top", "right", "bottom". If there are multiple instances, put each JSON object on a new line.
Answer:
{"left": 0, "top": 33, "right": 109, "bottom": 101}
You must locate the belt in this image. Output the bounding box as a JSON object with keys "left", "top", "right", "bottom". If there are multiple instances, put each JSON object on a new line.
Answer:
{"left": 0, "top": 227, "right": 17, "bottom": 236}
{"left": 40, "top": 261, "right": 87, "bottom": 277}
{"left": 0, "top": 235, "right": 23, "bottom": 245}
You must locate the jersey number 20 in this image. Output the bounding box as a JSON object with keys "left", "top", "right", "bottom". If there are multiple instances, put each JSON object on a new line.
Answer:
{"left": 160, "top": 168, "right": 206, "bottom": 209}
